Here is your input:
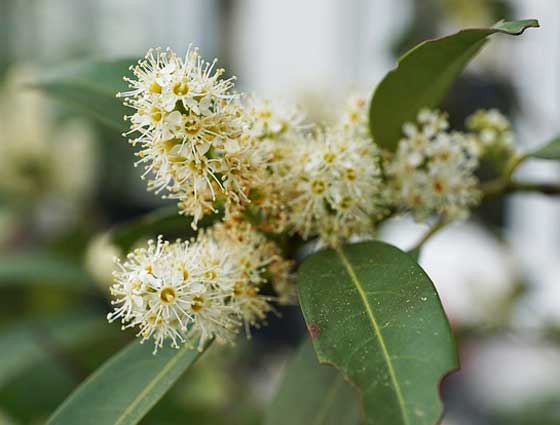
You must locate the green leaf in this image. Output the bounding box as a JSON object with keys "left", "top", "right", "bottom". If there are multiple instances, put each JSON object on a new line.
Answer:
{"left": 0, "top": 311, "right": 104, "bottom": 387}
{"left": 266, "top": 338, "right": 360, "bottom": 425}
{"left": 110, "top": 206, "right": 221, "bottom": 252}
{"left": 110, "top": 206, "right": 188, "bottom": 251}
{"left": 31, "top": 58, "right": 133, "bottom": 131}
{"left": 47, "top": 340, "right": 207, "bottom": 425}
{"left": 407, "top": 247, "right": 421, "bottom": 261}
{"left": 0, "top": 253, "right": 93, "bottom": 288}
{"left": 297, "top": 241, "right": 458, "bottom": 425}
{"left": 529, "top": 137, "right": 560, "bottom": 160}
{"left": 369, "top": 19, "right": 539, "bottom": 151}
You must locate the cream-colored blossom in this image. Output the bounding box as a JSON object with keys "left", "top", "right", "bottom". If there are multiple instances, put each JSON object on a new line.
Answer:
{"left": 118, "top": 46, "right": 259, "bottom": 227}
{"left": 288, "top": 128, "right": 387, "bottom": 244}
{"left": 466, "top": 108, "right": 514, "bottom": 156}
{"left": 337, "top": 93, "right": 370, "bottom": 139}
{"left": 387, "top": 109, "right": 481, "bottom": 221}
{"left": 108, "top": 221, "right": 293, "bottom": 352}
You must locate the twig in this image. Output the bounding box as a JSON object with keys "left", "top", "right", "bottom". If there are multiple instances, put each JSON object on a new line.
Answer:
{"left": 410, "top": 217, "right": 449, "bottom": 253}
{"left": 483, "top": 179, "right": 560, "bottom": 198}
{"left": 481, "top": 153, "right": 560, "bottom": 198}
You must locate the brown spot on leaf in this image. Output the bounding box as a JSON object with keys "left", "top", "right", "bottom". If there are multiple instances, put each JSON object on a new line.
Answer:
{"left": 308, "top": 322, "right": 321, "bottom": 339}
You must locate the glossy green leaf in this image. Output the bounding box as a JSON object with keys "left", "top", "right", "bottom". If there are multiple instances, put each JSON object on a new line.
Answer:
{"left": 0, "top": 253, "right": 93, "bottom": 288}
{"left": 298, "top": 241, "right": 458, "bottom": 425}
{"left": 266, "top": 338, "right": 360, "bottom": 425}
{"left": 47, "top": 340, "right": 207, "bottom": 425}
{"left": 32, "top": 58, "right": 133, "bottom": 131}
{"left": 369, "top": 19, "right": 539, "bottom": 151}
{"left": 0, "top": 311, "right": 104, "bottom": 387}
{"left": 529, "top": 137, "right": 560, "bottom": 160}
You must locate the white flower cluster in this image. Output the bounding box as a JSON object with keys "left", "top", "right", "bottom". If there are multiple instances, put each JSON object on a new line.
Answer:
{"left": 466, "top": 108, "right": 514, "bottom": 156}
{"left": 387, "top": 109, "right": 481, "bottom": 221}
{"left": 107, "top": 220, "right": 292, "bottom": 352}
{"left": 113, "top": 45, "right": 520, "bottom": 351}
{"left": 283, "top": 129, "right": 386, "bottom": 244}
{"left": 118, "top": 47, "right": 258, "bottom": 227}
{"left": 245, "top": 94, "right": 388, "bottom": 245}
{"left": 119, "top": 47, "right": 388, "bottom": 246}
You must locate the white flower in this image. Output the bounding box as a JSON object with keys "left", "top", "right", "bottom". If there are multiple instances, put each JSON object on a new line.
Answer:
{"left": 275, "top": 127, "right": 387, "bottom": 245}
{"left": 337, "top": 93, "right": 370, "bottom": 139}
{"left": 108, "top": 221, "right": 293, "bottom": 352}
{"left": 239, "top": 95, "right": 389, "bottom": 246}
{"left": 388, "top": 109, "right": 481, "bottom": 221}
{"left": 245, "top": 96, "right": 308, "bottom": 140}
{"left": 466, "top": 108, "right": 514, "bottom": 154}
{"left": 118, "top": 46, "right": 258, "bottom": 228}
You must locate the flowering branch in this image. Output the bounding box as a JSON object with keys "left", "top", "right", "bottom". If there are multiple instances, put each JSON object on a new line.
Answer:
{"left": 107, "top": 45, "right": 559, "bottom": 353}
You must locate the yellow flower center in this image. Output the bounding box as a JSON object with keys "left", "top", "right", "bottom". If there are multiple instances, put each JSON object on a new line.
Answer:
{"left": 204, "top": 270, "right": 217, "bottom": 281}
{"left": 345, "top": 168, "right": 357, "bottom": 181}
{"left": 172, "top": 78, "right": 189, "bottom": 96}
{"left": 185, "top": 117, "right": 201, "bottom": 135}
{"left": 159, "top": 287, "right": 177, "bottom": 304}
{"left": 191, "top": 295, "right": 205, "bottom": 312}
{"left": 323, "top": 152, "right": 336, "bottom": 164}
{"left": 311, "top": 179, "right": 326, "bottom": 195}
{"left": 149, "top": 81, "right": 162, "bottom": 94}
{"left": 150, "top": 107, "right": 163, "bottom": 122}
{"left": 340, "top": 196, "right": 353, "bottom": 209}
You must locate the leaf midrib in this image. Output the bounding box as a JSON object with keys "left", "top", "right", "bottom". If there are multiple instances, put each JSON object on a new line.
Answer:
{"left": 113, "top": 344, "right": 193, "bottom": 425}
{"left": 335, "top": 247, "right": 409, "bottom": 425}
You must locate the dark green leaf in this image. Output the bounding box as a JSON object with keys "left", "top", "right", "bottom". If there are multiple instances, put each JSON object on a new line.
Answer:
{"left": 0, "top": 253, "right": 93, "bottom": 288}
{"left": 110, "top": 206, "right": 221, "bottom": 251}
{"left": 266, "top": 338, "right": 360, "bottom": 425}
{"left": 369, "top": 19, "right": 539, "bottom": 151}
{"left": 47, "top": 340, "right": 207, "bottom": 425}
{"left": 529, "top": 137, "right": 560, "bottom": 160}
{"left": 0, "top": 311, "right": 104, "bottom": 387}
{"left": 31, "top": 59, "right": 133, "bottom": 131}
{"left": 298, "top": 241, "right": 458, "bottom": 425}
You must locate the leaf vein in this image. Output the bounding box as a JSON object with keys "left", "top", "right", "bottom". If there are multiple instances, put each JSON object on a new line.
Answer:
{"left": 336, "top": 247, "right": 410, "bottom": 425}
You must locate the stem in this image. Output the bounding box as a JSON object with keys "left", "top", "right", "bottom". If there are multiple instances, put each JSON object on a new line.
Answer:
{"left": 505, "top": 181, "right": 560, "bottom": 196}
{"left": 410, "top": 217, "right": 449, "bottom": 253}
{"left": 481, "top": 153, "right": 560, "bottom": 198}
{"left": 503, "top": 152, "right": 529, "bottom": 181}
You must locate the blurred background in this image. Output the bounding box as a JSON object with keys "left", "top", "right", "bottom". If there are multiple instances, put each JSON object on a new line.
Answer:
{"left": 1, "top": 1, "right": 559, "bottom": 424}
